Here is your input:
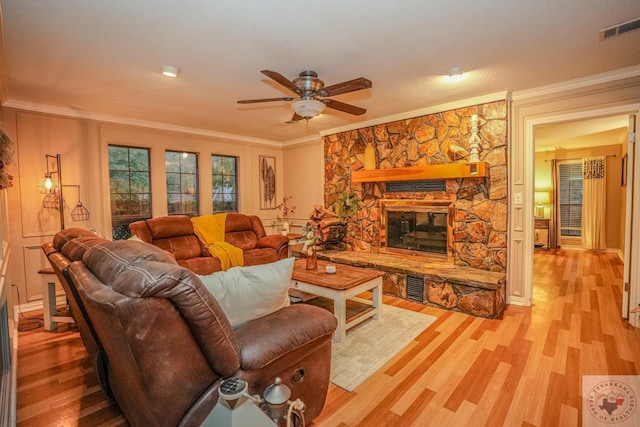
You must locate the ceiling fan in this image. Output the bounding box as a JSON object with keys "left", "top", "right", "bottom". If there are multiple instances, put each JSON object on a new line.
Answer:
{"left": 237, "top": 70, "right": 372, "bottom": 123}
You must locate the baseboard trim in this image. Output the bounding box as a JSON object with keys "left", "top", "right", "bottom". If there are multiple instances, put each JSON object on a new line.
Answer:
{"left": 507, "top": 295, "right": 530, "bottom": 307}
{"left": 17, "top": 296, "right": 67, "bottom": 314}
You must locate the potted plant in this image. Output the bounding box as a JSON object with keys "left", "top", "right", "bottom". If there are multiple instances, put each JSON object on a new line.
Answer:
{"left": 0, "top": 126, "right": 15, "bottom": 190}
{"left": 334, "top": 191, "right": 361, "bottom": 223}
{"left": 324, "top": 191, "right": 362, "bottom": 250}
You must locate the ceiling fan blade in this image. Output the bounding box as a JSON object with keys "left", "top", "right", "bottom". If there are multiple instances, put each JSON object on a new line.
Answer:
{"left": 285, "top": 113, "right": 305, "bottom": 124}
{"left": 317, "top": 77, "right": 372, "bottom": 97}
{"left": 261, "top": 70, "right": 302, "bottom": 95}
{"left": 237, "top": 97, "right": 294, "bottom": 104}
{"left": 323, "top": 99, "right": 367, "bottom": 116}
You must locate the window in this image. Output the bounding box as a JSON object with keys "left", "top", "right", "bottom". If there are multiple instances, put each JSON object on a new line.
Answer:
{"left": 108, "top": 145, "right": 151, "bottom": 240}
{"left": 166, "top": 151, "right": 198, "bottom": 216}
{"left": 558, "top": 161, "right": 582, "bottom": 237}
{"left": 211, "top": 155, "right": 238, "bottom": 212}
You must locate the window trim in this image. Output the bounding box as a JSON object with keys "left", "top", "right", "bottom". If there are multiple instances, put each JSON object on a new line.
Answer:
{"left": 165, "top": 150, "right": 199, "bottom": 217}
{"left": 108, "top": 144, "right": 152, "bottom": 239}
{"left": 557, "top": 160, "right": 583, "bottom": 239}
{"left": 211, "top": 154, "right": 238, "bottom": 213}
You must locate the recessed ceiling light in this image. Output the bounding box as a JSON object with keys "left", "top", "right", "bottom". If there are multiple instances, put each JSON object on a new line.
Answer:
{"left": 162, "top": 65, "right": 180, "bottom": 78}
{"left": 447, "top": 66, "right": 465, "bottom": 81}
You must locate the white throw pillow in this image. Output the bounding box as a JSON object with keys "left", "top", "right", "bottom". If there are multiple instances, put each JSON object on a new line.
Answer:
{"left": 198, "top": 257, "right": 294, "bottom": 328}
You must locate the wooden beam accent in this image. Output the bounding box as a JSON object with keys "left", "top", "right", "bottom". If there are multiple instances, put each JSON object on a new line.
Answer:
{"left": 351, "top": 162, "right": 489, "bottom": 183}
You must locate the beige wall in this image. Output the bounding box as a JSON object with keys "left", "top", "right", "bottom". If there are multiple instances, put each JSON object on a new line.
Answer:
{"left": 534, "top": 136, "right": 624, "bottom": 251}
{"left": 4, "top": 73, "right": 639, "bottom": 313}
{"left": 3, "top": 108, "right": 288, "bottom": 307}
{"left": 281, "top": 138, "right": 324, "bottom": 234}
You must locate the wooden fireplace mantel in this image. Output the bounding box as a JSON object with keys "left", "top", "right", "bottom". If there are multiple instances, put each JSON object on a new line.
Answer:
{"left": 351, "top": 162, "right": 489, "bottom": 183}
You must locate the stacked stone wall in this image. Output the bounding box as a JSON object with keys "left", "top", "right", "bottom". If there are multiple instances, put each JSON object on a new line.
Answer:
{"left": 323, "top": 100, "right": 508, "bottom": 273}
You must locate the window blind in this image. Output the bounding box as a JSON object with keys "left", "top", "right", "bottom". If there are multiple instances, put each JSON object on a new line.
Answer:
{"left": 559, "top": 162, "right": 582, "bottom": 237}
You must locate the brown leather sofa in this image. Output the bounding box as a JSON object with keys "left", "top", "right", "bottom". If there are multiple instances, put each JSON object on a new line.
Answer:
{"left": 129, "top": 214, "right": 289, "bottom": 274}
{"left": 46, "top": 229, "right": 337, "bottom": 427}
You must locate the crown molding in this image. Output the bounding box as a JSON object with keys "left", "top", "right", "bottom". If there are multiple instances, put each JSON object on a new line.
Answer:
{"left": 318, "top": 91, "right": 511, "bottom": 137}
{"left": 281, "top": 133, "right": 323, "bottom": 147}
{"left": 511, "top": 65, "right": 640, "bottom": 101}
{"left": 1, "top": 99, "right": 283, "bottom": 147}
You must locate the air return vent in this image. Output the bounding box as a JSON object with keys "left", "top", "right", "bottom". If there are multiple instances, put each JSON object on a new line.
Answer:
{"left": 406, "top": 274, "right": 425, "bottom": 303}
{"left": 386, "top": 179, "right": 446, "bottom": 193}
{"left": 600, "top": 18, "right": 640, "bottom": 40}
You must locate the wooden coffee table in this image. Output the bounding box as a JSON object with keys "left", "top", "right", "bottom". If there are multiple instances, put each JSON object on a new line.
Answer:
{"left": 290, "top": 259, "right": 384, "bottom": 342}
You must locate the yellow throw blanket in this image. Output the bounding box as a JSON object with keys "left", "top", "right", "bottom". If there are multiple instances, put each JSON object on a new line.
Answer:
{"left": 191, "top": 214, "right": 244, "bottom": 271}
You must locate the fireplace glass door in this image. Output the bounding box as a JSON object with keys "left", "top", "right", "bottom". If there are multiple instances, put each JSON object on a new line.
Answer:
{"left": 387, "top": 211, "right": 448, "bottom": 255}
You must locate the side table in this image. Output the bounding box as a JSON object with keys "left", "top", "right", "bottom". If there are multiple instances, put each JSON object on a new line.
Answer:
{"left": 285, "top": 233, "right": 305, "bottom": 257}
{"left": 38, "top": 267, "right": 74, "bottom": 331}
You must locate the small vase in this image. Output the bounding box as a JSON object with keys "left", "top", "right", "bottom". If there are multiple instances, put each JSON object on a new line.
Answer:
{"left": 364, "top": 142, "right": 376, "bottom": 170}
{"left": 281, "top": 220, "right": 290, "bottom": 236}
{"left": 305, "top": 246, "right": 318, "bottom": 270}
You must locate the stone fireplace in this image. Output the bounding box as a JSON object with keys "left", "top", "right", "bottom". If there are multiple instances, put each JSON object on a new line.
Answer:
{"left": 321, "top": 100, "right": 508, "bottom": 317}
{"left": 380, "top": 198, "right": 454, "bottom": 260}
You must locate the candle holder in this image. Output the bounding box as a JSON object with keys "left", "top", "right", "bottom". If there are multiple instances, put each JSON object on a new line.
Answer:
{"left": 469, "top": 114, "right": 480, "bottom": 163}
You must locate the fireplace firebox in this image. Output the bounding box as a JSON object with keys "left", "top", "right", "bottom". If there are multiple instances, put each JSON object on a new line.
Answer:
{"left": 380, "top": 199, "right": 454, "bottom": 259}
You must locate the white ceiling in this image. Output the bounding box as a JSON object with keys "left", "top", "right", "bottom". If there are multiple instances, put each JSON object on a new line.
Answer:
{"left": 1, "top": 0, "right": 639, "bottom": 143}
{"left": 535, "top": 115, "right": 630, "bottom": 152}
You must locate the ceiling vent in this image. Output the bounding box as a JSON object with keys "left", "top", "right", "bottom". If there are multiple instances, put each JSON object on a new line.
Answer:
{"left": 600, "top": 18, "right": 640, "bottom": 40}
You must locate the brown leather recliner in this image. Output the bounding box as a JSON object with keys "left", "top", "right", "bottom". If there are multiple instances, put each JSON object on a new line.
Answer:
{"left": 42, "top": 228, "right": 113, "bottom": 398}
{"left": 129, "top": 214, "right": 289, "bottom": 274}
{"left": 60, "top": 237, "right": 336, "bottom": 427}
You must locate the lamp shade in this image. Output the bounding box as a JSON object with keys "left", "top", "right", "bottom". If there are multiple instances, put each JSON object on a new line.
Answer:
{"left": 71, "top": 201, "right": 90, "bottom": 221}
{"left": 534, "top": 191, "right": 550, "bottom": 205}
{"left": 534, "top": 191, "right": 550, "bottom": 218}
{"left": 291, "top": 99, "right": 326, "bottom": 118}
{"left": 38, "top": 173, "right": 59, "bottom": 194}
{"left": 42, "top": 192, "right": 60, "bottom": 209}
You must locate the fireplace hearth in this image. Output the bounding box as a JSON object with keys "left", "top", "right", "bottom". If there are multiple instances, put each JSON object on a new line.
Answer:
{"left": 380, "top": 199, "right": 454, "bottom": 260}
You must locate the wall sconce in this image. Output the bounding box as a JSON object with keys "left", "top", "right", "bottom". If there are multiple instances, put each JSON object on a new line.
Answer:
{"left": 38, "top": 154, "right": 90, "bottom": 228}
{"left": 534, "top": 191, "right": 550, "bottom": 218}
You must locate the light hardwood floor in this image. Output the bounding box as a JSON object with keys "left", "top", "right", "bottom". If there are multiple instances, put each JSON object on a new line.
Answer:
{"left": 16, "top": 250, "right": 640, "bottom": 426}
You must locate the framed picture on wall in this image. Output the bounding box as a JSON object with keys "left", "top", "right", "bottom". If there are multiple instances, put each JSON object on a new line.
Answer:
{"left": 259, "top": 155, "right": 277, "bottom": 209}
{"left": 622, "top": 153, "right": 627, "bottom": 187}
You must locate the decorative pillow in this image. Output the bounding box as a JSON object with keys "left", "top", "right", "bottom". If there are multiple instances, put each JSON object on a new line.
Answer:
{"left": 128, "top": 234, "right": 143, "bottom": 242}
{"left": 198, "top": 257, "right": 294, "bottom": 328}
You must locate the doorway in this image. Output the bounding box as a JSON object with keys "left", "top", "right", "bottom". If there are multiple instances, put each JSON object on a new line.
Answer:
{"left": 534, "top": 115, "right": 629, "bottom": 251}
{"left": 530, "top": 112, "right": 637, "bottom": 320}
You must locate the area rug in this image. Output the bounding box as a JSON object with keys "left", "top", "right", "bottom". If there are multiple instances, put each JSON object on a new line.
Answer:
{"left": 329, "top": 298, "right": 437, "bottom": 392}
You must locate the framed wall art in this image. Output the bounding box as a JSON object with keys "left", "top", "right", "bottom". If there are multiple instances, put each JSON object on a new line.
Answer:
{"left": 259, "top": 155, "right": 277, "bottom": 209}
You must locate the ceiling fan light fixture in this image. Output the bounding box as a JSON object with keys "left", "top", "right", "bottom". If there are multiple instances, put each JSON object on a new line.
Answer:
{"left": 291, "top": 99, "right": 326, "bottom": 119}
{"left": 161, "top": 65, "right": 180, "bottom": 78}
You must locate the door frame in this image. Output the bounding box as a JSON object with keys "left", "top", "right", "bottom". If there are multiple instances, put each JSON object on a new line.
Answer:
{"left": 622, "top": 115, "right": 636, "bottom": 319}
{"left": 518, "top": 104, "right": 640, "bottom": 325}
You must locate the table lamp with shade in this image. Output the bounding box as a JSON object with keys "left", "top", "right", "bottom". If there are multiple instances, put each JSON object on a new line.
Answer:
{"left": 534, "top": 191, "right": 550, "bottom": 218}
